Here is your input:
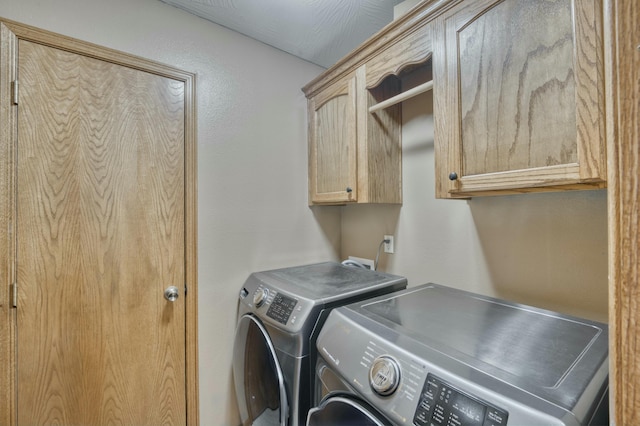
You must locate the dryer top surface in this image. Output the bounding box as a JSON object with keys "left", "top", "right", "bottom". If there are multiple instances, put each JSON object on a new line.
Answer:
{"left": 249, "top": 261, "right": 407, "bottom": 304}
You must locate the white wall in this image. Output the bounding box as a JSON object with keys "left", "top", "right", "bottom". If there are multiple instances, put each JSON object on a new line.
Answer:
{"left": 342, "top": 71, "right": 608, "bottom": 323}
{"left": 0, "top": 1, "right": 339, "bottom": 424}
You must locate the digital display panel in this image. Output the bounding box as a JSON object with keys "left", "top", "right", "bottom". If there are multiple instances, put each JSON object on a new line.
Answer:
{"left": 414, "top": 374, "right": 508, "bottom": 426}
{"left": 266, "top": 293, "right": 297, "bottom": 325}
{"left": 444, "top": 391, "right": 486, "bottom": 425}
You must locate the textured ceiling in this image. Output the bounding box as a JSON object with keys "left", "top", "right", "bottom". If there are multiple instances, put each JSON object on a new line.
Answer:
{"left": 157, "top": 0, "right": 406, "bottom": 68}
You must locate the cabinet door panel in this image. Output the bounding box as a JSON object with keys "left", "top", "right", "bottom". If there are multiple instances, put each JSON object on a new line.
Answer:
{"left": 458, "top": 0, "right": 576, "bottom": 175}
{"left": 309, "top": 76, "right": 357, "bottom": 204}
{"left": 316, "top": 95, "right": 352, "bottom": 193}
{"left": 436, "top": 0, "right": 605, "bottom": 197}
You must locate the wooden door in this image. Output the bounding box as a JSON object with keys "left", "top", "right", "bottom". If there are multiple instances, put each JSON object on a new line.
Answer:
{"left": 14, "top": 39, "right": 187, "bottom": 425}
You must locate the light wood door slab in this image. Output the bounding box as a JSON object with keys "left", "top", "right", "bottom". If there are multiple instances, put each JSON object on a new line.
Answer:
{"left": 16, "top": 39, "right": 186, "bottom": 425}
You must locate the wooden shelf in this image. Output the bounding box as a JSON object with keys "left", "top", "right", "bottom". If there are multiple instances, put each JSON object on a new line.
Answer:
{"left": 368, "top": 80, "right": 433, "bottom": 113}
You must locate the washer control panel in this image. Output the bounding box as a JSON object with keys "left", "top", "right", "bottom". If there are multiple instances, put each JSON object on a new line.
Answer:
{"left": 239, "top": 281, "right": 314, "bottom": 332}
{"left": 266, "top": 292, "right": 298, "bottom": 325}
{"left": 369, "top": 355, "right": 401, "bottom": 396}
{"left": 414, "top": 374, "right": 508, "bottom": 426}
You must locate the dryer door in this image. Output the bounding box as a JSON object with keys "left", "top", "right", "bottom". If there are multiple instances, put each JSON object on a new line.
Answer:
{"left": 306, "top": 395, "right": 389, "bottom": 426}
{"left": 233, "top": 314, "right": 289, "bottom": 426}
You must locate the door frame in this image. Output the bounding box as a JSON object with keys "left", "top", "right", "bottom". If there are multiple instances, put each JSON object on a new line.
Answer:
{"left": 0, "top": 18, "right": 199, "bottom": 425}
{"left": 605, "top": 0, "right": 640, "bottom": 424}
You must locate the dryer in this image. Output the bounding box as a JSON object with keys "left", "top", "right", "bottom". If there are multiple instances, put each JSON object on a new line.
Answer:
{"left": 309, "top": 283, "right": 609, "bottom": 426}
{"left": 232, "top": 262, "right": 407, "bottom": 426}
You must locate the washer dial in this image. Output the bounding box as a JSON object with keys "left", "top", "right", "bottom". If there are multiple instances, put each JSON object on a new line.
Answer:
{"left": 369, "top": 355, "right": 401, "bottom": 396}
{"left": 253, "top": 287, "right": 269, "bottom": 307}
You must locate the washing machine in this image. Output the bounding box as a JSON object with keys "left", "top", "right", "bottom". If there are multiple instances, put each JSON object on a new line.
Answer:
{"left": 232, "top": 261, "right": 407, "bottom": 426}
{"left": 309, "top": 283, "right": 609, "bottom": 426}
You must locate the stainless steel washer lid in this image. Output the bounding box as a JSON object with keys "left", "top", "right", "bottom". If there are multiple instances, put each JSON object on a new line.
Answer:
{"left": 353, "top": 283, "right": 608, "bottom": 411}
{"left": 249, "top": 261, "right": 407, "bottom": 304}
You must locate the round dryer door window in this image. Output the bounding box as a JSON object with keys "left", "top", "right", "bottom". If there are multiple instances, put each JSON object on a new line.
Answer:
{"left": 233, "top": 314, "right": 288, "bottom": 426}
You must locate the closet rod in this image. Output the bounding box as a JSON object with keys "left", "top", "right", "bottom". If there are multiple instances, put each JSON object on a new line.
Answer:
{"left": 368, "top": 80, "right": 434, "bottom": 114}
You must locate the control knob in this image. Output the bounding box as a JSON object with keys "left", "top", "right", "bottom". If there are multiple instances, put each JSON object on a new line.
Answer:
{"left": 369, "top": 355, "right": 401, "bottom": 396}
{"left": 253, "top": 287, "right": 269, "bottom": 307}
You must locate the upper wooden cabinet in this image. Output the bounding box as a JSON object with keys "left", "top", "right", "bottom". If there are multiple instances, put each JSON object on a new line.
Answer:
{"left": 433, "top": 0, "right": 606, "bottom": 197}
{"left": 303, "top": 0, "right": 606, "bottom": 202}
{"left": 305, "top": 64, "right": 406, "bottom": 206}
{"left": 303, "top": 7, "right": 440, "bottom": 205}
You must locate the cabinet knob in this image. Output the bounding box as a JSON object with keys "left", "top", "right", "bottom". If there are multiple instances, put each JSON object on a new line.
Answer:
{"left": 346, "top": 187, "right": 353, "bottom": 193}
{"left": 448, "top": 172, "right": 458, "bottom": 181}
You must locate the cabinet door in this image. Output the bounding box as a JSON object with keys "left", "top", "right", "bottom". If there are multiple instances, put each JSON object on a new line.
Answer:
{"left": 435, "top": 0, "right": 605, "bottom": 197}
{"left": 308, "top": 74, "right": 357, "bottom": 204}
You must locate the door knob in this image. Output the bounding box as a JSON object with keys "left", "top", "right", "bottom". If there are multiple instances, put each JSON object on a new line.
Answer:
{"left": 164, "top": 286, "right": 180, "bottom": 302}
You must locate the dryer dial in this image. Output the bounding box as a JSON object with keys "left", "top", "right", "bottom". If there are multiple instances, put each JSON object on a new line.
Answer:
{"left": 253, "top": 287, "right": 269, "bottom": 307}
{"left": 369, "top": 355, "right": 401, "bottom": 396}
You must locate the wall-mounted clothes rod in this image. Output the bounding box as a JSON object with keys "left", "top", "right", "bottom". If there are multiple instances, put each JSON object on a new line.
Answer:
{"left": 368, "top": 80, "right": 434, "bottom": 114}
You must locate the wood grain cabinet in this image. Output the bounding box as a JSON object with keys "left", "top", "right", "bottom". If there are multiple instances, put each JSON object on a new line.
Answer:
{"left": 433, "top": 0, "right": 606, "bottom": 198}
{"left": 302, "top": 14, "right": 436, "bottom": 206}
{"left": 306, "top": 72, "right": 358, "bottom": 204}
{"left": 304, "top": 66, "right": 402, "bottom": 205}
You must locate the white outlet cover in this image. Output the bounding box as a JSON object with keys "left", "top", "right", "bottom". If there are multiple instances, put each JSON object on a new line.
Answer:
{"left": 384, "top": 235, "right": 395, "bottom": 254}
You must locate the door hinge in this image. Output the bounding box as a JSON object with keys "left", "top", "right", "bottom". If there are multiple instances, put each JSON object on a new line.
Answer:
{"left": 11, "top": 80, "right": 18, "bottom": 105}
{"left": 11, "top": 282, "right": 17, "bottom": 308}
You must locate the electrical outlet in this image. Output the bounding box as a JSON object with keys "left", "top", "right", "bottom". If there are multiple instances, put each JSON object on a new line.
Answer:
{"left": 384, "top": 235, "right": 394, "bottom": 254}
